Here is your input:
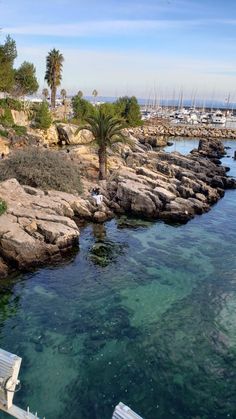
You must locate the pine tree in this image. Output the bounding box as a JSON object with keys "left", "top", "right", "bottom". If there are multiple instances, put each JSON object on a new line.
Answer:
{"left": 35, "top": 102, "right": 52, "bottom": 130}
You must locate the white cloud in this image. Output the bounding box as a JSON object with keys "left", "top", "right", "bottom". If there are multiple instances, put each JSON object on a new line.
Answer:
{"left": 4, "top": 18, "right": 236, "bottom": 38}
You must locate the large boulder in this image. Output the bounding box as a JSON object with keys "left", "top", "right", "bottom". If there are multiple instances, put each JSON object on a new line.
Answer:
{"left": 0, "top": 138, "right": 10, "bottom": 155}
{"left": 0, "top": 179, "right": 80, "bottom": 275}
{"left": 56, "top": 124, "right": 93, "bottom": 145}
{"left": 11, "top": 110, "right": 28, "bottom": 126}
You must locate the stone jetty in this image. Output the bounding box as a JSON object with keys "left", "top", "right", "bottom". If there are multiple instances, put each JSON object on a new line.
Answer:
{"left": 128, "top": 122, "right": 236, "bottom": 145}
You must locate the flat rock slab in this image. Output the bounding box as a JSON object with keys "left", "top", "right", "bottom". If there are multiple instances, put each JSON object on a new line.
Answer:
{"left": 0, "top": 179, "right": 81, "bottom": 274}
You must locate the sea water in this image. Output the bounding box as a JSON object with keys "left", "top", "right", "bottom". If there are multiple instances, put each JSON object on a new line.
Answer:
{"left": 0, "top": 139, "right": 235, "bottom": 419}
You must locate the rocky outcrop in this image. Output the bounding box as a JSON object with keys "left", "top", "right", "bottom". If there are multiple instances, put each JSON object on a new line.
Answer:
{"left": 0, "top": 179, "right": 113, "bottom": 277}
{"left": 0, "top": 135, "right": 235, "bottom": 277}
{"left": 197, "top": 137, "right": 226, "bottom": 159}
{"left": 106, "top": 138, "right": 236, "bottom": 223}
{"left": 56, "top": 124, "right": 93, "bottom": 145}
{"left": 0, "top": 138, "right": 10, "bottom": 155}
{"left": 11, "top": 110, "right": 29, "bottom": 126}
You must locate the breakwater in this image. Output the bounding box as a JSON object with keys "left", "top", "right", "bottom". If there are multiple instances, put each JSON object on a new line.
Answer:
{"left": 129, "top": 122, "right": 236, "bottom": 144}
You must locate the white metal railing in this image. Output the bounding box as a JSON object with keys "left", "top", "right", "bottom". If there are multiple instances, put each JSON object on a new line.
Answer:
{"left": 0, "top": 348, "right": 43, "bottom": 419}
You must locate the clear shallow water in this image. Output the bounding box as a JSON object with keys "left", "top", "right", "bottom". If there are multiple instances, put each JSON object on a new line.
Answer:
{"left": 0, "top": 140, "right": 236, "bottom": 419}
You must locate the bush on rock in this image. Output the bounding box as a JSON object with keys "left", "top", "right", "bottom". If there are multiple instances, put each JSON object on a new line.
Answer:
{"left": 0, "top": 147, "right": 83, "bottom": 194}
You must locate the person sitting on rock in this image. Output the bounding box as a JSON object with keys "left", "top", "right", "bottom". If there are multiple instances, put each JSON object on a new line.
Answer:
{"left": 91, "top": 188, "right": 103, "bottom": 206}
{"left": 91, "top": 187, "right": 100, "bottom": 197}
{"left": 94, "top": 193, "right": 103, "bottom": 206}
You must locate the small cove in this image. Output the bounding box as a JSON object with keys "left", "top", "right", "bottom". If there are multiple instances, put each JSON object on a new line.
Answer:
{"left": 0, "top": 138, "right": 235, "bottom": 419}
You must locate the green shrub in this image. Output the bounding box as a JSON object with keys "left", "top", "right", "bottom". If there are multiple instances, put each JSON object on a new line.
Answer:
{"left": 0, "top": 129, "right": 8, "bottom": 138}
{"left": 0, "top": 199, "right": 7, "bottom": 215}
{"left": 34, "top": 102, "right": 52, "bottom": 130}
{"left": 0, "top": 147, "right": 83, "bottom": 194}
{"left": 71, "top": 95, "right": 95, "bottom": 122}
{"left": 5, "top": 98, "right": 22, "bottom": 111}
{"left": 0, "top": 98, "right": 22, "bottom": 111}
{"left": 0, "top": 108, "right": 14, "bottom": 127}
{"left": 12, "top": 125, "right": 27, "bottom": 136}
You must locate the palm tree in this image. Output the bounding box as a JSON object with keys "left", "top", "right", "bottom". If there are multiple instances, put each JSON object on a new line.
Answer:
{"left": 45, "top": 49, "right": 64, "bottom": 108}
{"left": 42, "top": 88, "right": 49, "bottom": 101}
{"left": 76, "top": 108, "right": 128, "bottom": 180}
{"left": 60, "top": 88, "right": 67, "bottom": 101}
{"left": 92, "top": 89, "right": 98, "bottom": 105}
{"left": 60, "top": 88, "right": 67, "bottom": 120}
{"left": 77, "top": 90, "right": 83, "bottom": 98}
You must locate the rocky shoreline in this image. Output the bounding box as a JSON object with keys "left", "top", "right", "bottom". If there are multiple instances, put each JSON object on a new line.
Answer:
{"left": 0, "top": 136, "right": 235, "bottom": 278}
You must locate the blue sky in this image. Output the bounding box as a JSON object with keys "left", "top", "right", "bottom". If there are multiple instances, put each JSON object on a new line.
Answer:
{"left": 1, "top": 0, "right": 236, "bottom": 99}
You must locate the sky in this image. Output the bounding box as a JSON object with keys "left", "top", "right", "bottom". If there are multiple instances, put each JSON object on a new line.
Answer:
{"left": 1, "top": 0, "right": 236, "bottom": 100}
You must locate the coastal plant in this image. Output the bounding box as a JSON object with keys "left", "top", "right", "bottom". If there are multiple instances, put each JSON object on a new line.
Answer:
{"left": 0, "top": 129, "right": 8, "bottom": 138}
{"left": 60, "top": 88, "right": 67, "bottom": 101}
{"left": 34, "top": 101, "right": 52, "bottom": 130}
{"left": 45, "top": 49, "right": 64, "bottom": 108}
{"left": 12, "top": 125, "right": 27, "bottom": 136}
{"left": 115, "top": 96, "right": 142, "bottom": 126}
{"left": 76, "top": 108, "right": 129, "bottom": 179}
{"left": 0, "top": 147, "right": 83, "bottom": 194}
{"left": 0, "top": 199, "right": 7, "bottom": 215}
{"left": 0, "top": 35, "right": 17, "bottom": 93}
{"left": 71, "top": 95, "right": 95, "bottom": 123}
{"left": 0, "top": 108, "right": 14, "bottom": 127}
{"left": 77, "top": 90, "right": 83, "bottom": 98}
{"left": 13, "top": 61, "right": 39, "bottom": 97}
{"left": 0, "top": 98, "right": 22, "bottom": 111}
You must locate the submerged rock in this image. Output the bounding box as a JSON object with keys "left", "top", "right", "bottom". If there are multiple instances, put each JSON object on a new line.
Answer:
{"left": 90, "top": 240, "right": 124, "bottom": 267}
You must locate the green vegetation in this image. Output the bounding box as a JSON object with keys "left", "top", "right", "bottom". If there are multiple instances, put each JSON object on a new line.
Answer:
{"left": 0, "top": 35, "right": 17, "bottom": 93}
{"left": 0, "top": 129, "right": 8, "bottom": 138}
{"left": 0, "top": 98, "right": 22, "bottom": 111}
{"left": 12, "top": 125, "right": 27, "bottom": 136}
{"left": 0, "top": 35, "right": 38, "bottom": 97}
{"left": 45, "top": 49, "right": 64, "bottom": 108}
{"left": 0, "top": 108, "right": 14, "bottom": 127}
{"left": 0, "top": 107, "right": 27, "bottom": 135}
{"left": 13, "top": 61, "right": 39, "bottom": 97}
{"left": 76, "top": 108, "right": 128, "bottom": 180}
{"left": 99, "top": 102, "right": 117, "bottom": 117}
{"left": 0, "top": 199, "right": 7, "bottom": 216}
{"left": 0, "top": 147, "right": 83, "bottom": 194}
{"left": 60, "top": 88, "right": 67, "bottom": 101}
{"left": 115, "top": 96, "right": 142, "bottom": 126}
{"left": 72, "top": 95, "right": 142, "bottom": 127}
{"left": 72, "top": 95, "right": 95, "bottom": 123}
{"left": 34, "top": 102, "right": 52, "bottom": 130}
{"left": 72, "top": 95, "right": 142, "bottom": 126}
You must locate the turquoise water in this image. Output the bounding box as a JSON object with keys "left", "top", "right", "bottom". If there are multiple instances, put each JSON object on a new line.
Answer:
{"left": 0, "top": 140, "right": 236, "bottom": 419}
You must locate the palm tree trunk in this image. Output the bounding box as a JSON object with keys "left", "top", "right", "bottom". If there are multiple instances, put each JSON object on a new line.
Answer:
{"left": 98, "top": 146, "right": 107, "bottom": 180}
{"left": 51, "top": 85, "right": 56, "bottom": 108}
